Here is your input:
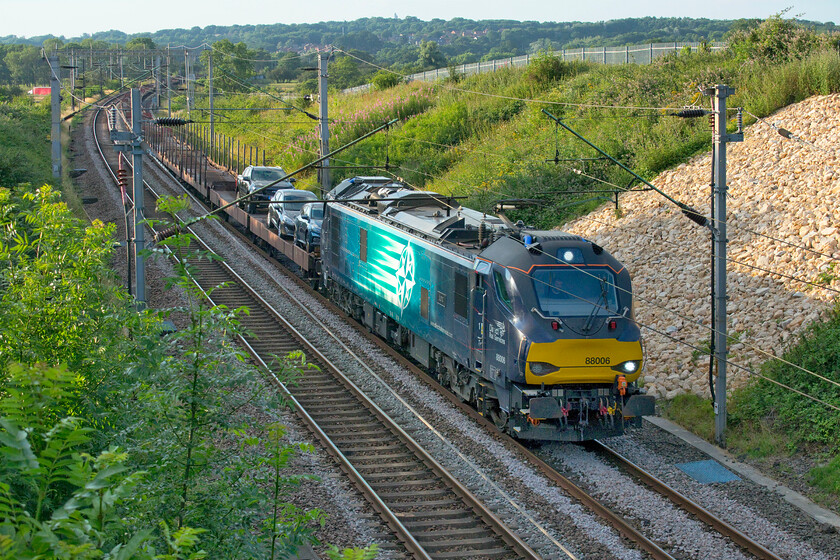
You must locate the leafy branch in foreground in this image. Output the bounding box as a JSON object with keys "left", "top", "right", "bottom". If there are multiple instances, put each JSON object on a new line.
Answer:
{"left": 0, "top": 363, "right": 206, "bottom": 560}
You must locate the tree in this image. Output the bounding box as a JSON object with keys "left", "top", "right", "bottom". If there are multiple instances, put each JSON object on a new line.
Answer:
{"left": 418, "top": 40, "right": 446, "bottom": 69}
{"left": 372, "top": 69, "right": 402, "bottom": 90}
{"left": 328, "top": 55, "right": 362, "bottom": 90}
{"left": 335, "top": 30, "right": 383, "bottom": 54}
{"left": 125, "top": 37, "right": 157, "bottom": 51}
{"left": 529, "top": 38, "right": 556, "bottom": 54}
{"left": 726, "top": 10, "right": 827, "bottom": 62}
{"left": 268, "top": 52, "right": 302, "bottom": 82}
{"left": 41, "top": 38, "right": 63, "bottom": 52}
{"left": 4, "top": 46, "right": 47, "bottom": 86}
{"left": 200, "top": 39, "right": 255, "bottom": 93}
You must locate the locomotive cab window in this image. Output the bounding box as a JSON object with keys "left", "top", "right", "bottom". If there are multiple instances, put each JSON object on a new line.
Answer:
{"left": 494, "top": 270, "right": 512, "bottom": 309}
{"left": 533, "top": 268, "right": 618, "bottom": 317}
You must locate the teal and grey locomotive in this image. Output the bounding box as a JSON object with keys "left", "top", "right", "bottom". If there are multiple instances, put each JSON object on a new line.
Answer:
{"left": 321, "top": 177, "right": 654, "bottom": 441}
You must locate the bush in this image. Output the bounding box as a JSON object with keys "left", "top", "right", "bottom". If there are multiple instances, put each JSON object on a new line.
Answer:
{"left": 0, "top": 100, "right": 52, "bottom": 188}
{"left": 525, "top": 52, "right": 576, "bottom": 85}
{"left": 730, "top": 302, "right": 840, "bottom": 450}
{"left": 736, "top": 51, "right": 840, "bottom": 117}
{"left": 371, "top": 69, "right": 402, "bottom": 90}
{"left": 0, "top": 189, "right": 342, "bottom": 558}
{"left": 727, "top": 9, "right": 837, "bottom": 63}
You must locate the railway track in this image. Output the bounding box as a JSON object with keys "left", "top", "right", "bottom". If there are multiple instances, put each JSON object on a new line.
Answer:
{"left": 85, "top": 91, "right": 798, "bottom": 560}
{"left": 91, "top": 92, "right": 541, "bottom": 560}
{"left": 588, "top": 440, "right": 783, "bottom": 560}
{"left": 182, "top": 243, "right": 538, "bottom": 559}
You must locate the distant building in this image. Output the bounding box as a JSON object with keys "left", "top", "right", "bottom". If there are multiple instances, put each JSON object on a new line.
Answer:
{"left": 29, "top": 87, "right": 51, "bottom": 96}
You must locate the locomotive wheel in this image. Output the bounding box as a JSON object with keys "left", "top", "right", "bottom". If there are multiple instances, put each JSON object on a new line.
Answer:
{"left": 489, "top": 406, "right": 508, "bottom": 431}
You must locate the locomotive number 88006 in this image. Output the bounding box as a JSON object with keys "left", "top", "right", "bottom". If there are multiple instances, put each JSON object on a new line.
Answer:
{"left": 320, "top": 176, "right": 654, "bottom": 442}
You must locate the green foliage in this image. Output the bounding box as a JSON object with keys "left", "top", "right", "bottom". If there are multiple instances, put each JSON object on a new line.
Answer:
{"left": 726, "top": 9, "right": 834, "bottom": 63}
{"left": 124, "top": 199, "right": 325, "bottom": 556}
{"left": 0, "top": 363, "right": 156, "bottom": 560}
{"left": 155, "top": 522, "right": 207, "bottom": 560}
{"left": 372, "top": 70, "right": 402, "bottom": 91}
{"left": 2, "top": 46, "right": 49, "bottom": 86}
{"left": 418, "top": 41, "right": 447, "bottom": 69}
{"left": 735, "top": 50, "right": 840, "bottom": 116}
{"left": 0, "top": 188, "right": 348, "bottom": 558}
{"left": 809, "top": 455, "right": 840, "bottom": 496}
{"left": 661, "top": 393, "right": 715, "bottom": 442}
{"left": 0, "top": 185, "right": 148, "bottom": 430}
{"left": 325, "top": 544, "right": 379, "bottom": 560}
{"left": 816, "top": 263, "right": 839, "bottom": 286}
{"left": 200, "top": 15, "right": 840, "bottom": 234}
{"left": 328, "top": 56, "right": 363, "bottom": 91}
{"left": 729, "top": 302, "right": 840, "bottom": 451}
{"left": 0, "top": 100, "right": 53, "bottom": 188}
{"left": 524, "top": 52, "right": 582, "bottom": 85}
{"left": 125, "top": 37, "right": 157, "bottom": 51}
{"left": 200, "top": 40, "right": 257, "bottom": 93}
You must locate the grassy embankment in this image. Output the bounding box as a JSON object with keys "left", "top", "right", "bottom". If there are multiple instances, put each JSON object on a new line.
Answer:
{"left": 194, "top": 28, "right": 840, "bottom": 505}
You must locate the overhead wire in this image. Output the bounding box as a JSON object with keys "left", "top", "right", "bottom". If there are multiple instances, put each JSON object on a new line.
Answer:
{"left": 233, "top": 123, "right": 821, "bottom": 383}
{"left": 353, "top": 160, "right": 840, "bottom": 406}
{"left": 433, "top": 161, "right": 840, "bottom": 404}
{"left": 333, "top": 47, "right": 690, "bottom": 113}
{"left": 211, "top": 64, "right": 317, "bottom": 120}
{"left": 572, "top": 210, "right": 840, "bottom": 390}
{"left": 742, "top": 108, "right": 833, "bottom": 154}
{"left": 147, "top": 92, "right": 840, "bottom": 410}
{"left": 207, "top": 42, "right": 309, "bottom": 64}
{"left": 45, "top": 54, "right": 154, "bottom": 110}
{"left": 446, "top": 130, "right": 840, "bottom": 394}
{"left": 141, "top": 45, "right": 840, "bottom": 405}
{"left": 200, "top": 62, "right": 840, "bottom": 286}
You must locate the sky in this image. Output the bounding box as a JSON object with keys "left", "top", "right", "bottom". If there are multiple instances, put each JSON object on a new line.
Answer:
{"left": 0, "top": 0, "right": 836, "bottom": 39}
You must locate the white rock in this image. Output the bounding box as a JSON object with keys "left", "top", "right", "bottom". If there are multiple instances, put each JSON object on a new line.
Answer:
{"left": 560, "top": 93, "right": 840, "bottom": 394}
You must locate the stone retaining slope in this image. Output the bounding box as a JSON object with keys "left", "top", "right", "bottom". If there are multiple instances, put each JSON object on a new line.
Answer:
{"left": 561, "top": 93, "right": 840, "bottom": 400}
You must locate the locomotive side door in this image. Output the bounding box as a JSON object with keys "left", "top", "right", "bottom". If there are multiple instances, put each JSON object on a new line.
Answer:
{"left": 471, "top": 260, "right": 491, "bottom": 372}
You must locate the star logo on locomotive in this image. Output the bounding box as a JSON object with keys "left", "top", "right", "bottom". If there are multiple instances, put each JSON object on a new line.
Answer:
{"left": 395, "top": 244, "right": 416, "bottom": 311}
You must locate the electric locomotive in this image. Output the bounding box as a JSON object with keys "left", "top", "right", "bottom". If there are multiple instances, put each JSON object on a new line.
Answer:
{"left": 321, "top": 177, "right": 654, "bottom": 441}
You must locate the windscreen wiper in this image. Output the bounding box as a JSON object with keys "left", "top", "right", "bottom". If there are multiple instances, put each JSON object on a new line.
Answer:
{"left": 583, "top": 279, "right": 608, "bottom": 334}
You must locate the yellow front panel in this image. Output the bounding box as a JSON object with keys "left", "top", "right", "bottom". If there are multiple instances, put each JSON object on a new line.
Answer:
{"left": 525, "top": 338, "right": 643, "bottom": 384}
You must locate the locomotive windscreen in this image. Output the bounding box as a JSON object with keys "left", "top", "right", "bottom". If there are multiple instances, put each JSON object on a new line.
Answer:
{"left": 532, "top": 268, "right": 618, "bottom": 317}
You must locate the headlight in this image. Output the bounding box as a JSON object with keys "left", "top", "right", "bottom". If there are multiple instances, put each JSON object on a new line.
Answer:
{"left": 529, "top": 361, "right": 559, "bottom": 375}
{"left": 611, "top": 360, "right": 640, "bottom": 373}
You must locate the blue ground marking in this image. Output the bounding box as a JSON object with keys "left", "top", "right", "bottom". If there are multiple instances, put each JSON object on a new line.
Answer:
{"left": 676, "top": 459, "right": 741, "bottom": 484}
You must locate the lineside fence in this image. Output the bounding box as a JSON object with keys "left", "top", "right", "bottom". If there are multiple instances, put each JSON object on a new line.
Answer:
{"left": 344, "top": 41, "right": 726, "bottom": 94}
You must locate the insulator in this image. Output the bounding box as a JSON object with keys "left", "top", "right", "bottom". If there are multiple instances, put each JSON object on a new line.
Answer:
{"left": 107, "top": 107, "right": 117, "bottom": 131}
{"left": 154, "top": 226, "right": 180, "bottom": 243}
{"left": 777, "top": 127, "right": 792, "bottom": 139}
{"left": 478, "top": 220, "right": 488, "bottom": 244}
{"left": 708, "top": 114, "right": 715, "bottom": 129}
{"left": 678, "top": 202, "right": 708, "bottom": 227}
{"left": 736, "top": 108, "right": 744, "bottom": 133}
{"left": 674, "top": 108, "right": 707, "bottom": 118}
{"left": 154, "top": 117, "right": 192, "bottom": 126}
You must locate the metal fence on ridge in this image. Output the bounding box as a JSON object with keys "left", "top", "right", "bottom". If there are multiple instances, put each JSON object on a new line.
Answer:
{"left": 344, "top": 41, "right": 726, "bottom": 94}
